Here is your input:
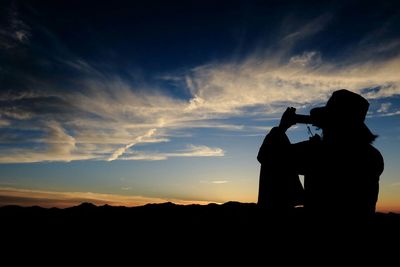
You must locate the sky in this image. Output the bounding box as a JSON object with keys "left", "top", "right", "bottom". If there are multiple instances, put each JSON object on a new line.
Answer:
{"left": 0, "top": 0, "right": 399, "bottom": 212}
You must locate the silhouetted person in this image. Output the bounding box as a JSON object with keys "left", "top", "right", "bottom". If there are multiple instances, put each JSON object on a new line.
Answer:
{"left": 257, "top": 89, "right": 384, "bottom": 220}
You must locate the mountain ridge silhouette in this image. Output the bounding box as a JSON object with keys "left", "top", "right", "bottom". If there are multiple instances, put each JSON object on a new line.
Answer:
{"left": 2, "top": 200, "right": 399, "bottom": 259}
{"left": 2, "top": 201, "right": 399, "bottom": 227}
{"left": 1, "top": 200, "right": 399, "bottom": 214}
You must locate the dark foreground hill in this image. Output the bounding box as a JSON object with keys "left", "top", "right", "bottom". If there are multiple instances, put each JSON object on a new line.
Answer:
{"left": 2, "top": 201, "right": 399, "bottom": 235}
{"left": 1, "top": 202, "right": 399, "bottom": 261}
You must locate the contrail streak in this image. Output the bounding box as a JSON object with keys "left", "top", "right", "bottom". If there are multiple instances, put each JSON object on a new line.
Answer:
{"left": 107, "top": 128, "right": 157, "bottom": 161}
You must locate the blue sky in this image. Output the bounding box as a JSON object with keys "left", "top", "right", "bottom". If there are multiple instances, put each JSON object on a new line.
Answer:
{"left": 0, "top": 0, "right": 399, "bottom": 211}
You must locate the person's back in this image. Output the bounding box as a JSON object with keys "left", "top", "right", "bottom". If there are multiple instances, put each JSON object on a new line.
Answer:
{"left": 303, "top": 140, "right": 384, "bottom": 218}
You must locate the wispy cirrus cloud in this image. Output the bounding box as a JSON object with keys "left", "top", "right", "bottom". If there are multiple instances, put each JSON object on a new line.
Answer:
{"left": 0, "top": 46, "right": 400, "bottom": 163}
{"left": 121, "top": 145, "right": 224, "bottom": 161}
{"left": 211, "top": 180, "right": 229, "bottom": 184}
{"left": 0, "top": 117, "right": 10, "bottom": 127}
{"left": 107, "top": 128, "right": 157, "bottom": 161}
{"left": 376, "top": 110, "right": 400, "bottom": 117}
{"left": 1, "top": 9, "right": 400, "bottom": 164}
{"left": 200, "top": 180, "right": 229, "bottom": 184}
{"left": 185, "top": 51, "right": 400, "bottom": 115}
{"left": 0, "top": 3, "right": 30, "bottom": 49}
{"left": 0, "top": 120, "right": 85, "bottom": 163}
{"left": 0, "top": 76, "right": 228, "bottom": 163}
{"left": 2, "top": 49, "right": 400, "bottom": 163}
{"left": 378, "top": 103, "right": 392, "bottom": 113}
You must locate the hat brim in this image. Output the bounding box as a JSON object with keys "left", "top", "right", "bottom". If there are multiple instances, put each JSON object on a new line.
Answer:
{"left": 310, "top": 106, "right": 369, "bottom": 129}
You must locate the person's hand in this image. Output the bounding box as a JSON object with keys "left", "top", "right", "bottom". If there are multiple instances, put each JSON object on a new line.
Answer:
{"left": 279, "top": 107, "right": 296, "bottom": 132}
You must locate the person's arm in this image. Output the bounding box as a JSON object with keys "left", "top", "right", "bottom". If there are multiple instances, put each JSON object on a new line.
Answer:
{"left": 257, "top": 107, "right": 305, "bottom": 208}
{"left": 257, "top": 107, "right": 297, "bottom": 166}
{"left": 258, "top": 107, "right": 314, "bottom": 173}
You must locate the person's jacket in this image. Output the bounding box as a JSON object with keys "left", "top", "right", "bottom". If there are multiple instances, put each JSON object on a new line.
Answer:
{"left": 258, "top": 127, "right": 384, "bottom": 218}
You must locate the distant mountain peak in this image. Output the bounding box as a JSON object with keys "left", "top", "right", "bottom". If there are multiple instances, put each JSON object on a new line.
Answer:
{"left": 75, "top": 202, "right": 97, "bottom": 209}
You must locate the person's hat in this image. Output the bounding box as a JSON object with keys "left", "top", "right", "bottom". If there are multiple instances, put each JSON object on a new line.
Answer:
{"left": 310, "top": 89, "right": 369, "bottom": 127}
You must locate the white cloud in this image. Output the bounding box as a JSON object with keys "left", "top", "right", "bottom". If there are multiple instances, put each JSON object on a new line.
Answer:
{"left": 14, "top": 30, "right": 29, "bottom": 43}
{"left": 120, "top": 187, "right": 132, "bottom": 191}
{"left": 200, "top": 180, "right": 229, "bottom": 184}
{"left": 0, "top": 121, "right": 85, "bottom": 163}
{"left": 121, "top": 144, "right": 224, "bottom": 161}
{"left": 107, "top": 128, "right": 157, "bottom": 161}
{"left": 0, "top": 108, "right": 33, "bottom": 120}
{"left": 2, "top": 47, "right": 400, "bottom": 164}
{"left": 167, "top": 145, "right": 224, "bottom": 157}
{"left": 211, "top": 180, "right": 229, "bottom": 184}
{"left": 2, "top": 13, "right": 400, "bottom": 163}
{"left": 172, "top": 122, "right": 245, "bottom": 131}
{"left": 120, "top": 154, "right": 167, "bottom": 161}
{"left": 45, "top": 121, "right": 76, "bottom": 157}
{"left": 0, "top": 5, "right": 30, "bottom": 49}
{"left": 289, "top": 51, "right": 322, "bottom": 67}
{"left": 377, "top": 103, "right": 392, "bottom": 113}
{"left": 376, "top": 110, "right": 400, "bottom": 117}
{"left": 0, "top": 118, "right": 10, "bottom": 127}
{"left": 281, "top": 14, "right": 332, "bottom": 44}
{"left": 2, "top": 50, "right": 400, "bottom": 163}
{"left": 185, "top": 54, "right": 400, "bottom": 115}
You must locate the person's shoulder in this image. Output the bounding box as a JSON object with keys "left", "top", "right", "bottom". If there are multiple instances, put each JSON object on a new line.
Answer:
{"left": 268, "top": 126, "right": 284, "bottom": 135}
